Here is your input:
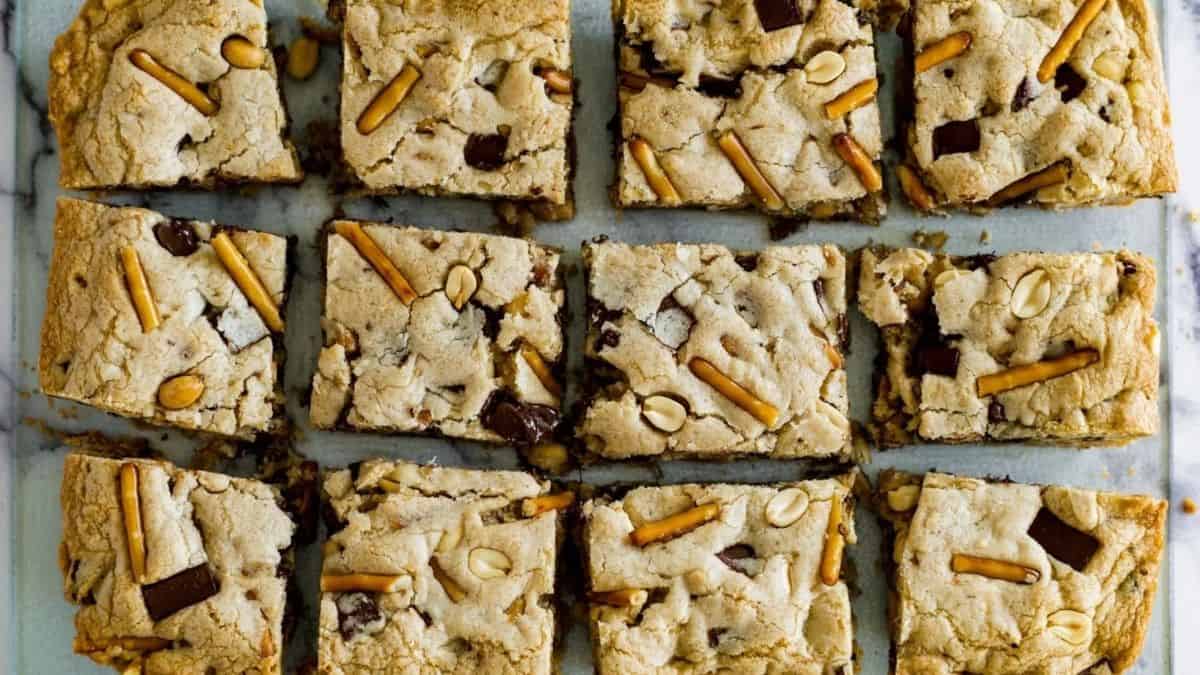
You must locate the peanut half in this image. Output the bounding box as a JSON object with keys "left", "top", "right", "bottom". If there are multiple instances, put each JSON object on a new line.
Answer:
{"left": 1038, "top": 0, "right": 1105, "bottom": 83}
{"left": 129, "top": 49, "right": 218, "bottom": 116}
{"left": 430, "top": 559, "right": 467, "bottom": 602}
{"left": 628, "top": 136, "right": 682, "bottom": 205}
{"left": 539, "top": 68, "right": 573, "bottom": 95}
{"left": 819, "top": 497, "right": 846, "bottom": 585}
{"left": 320, "top": 573, "right": 407, "bottom": 593}
{"left": 211, "top": 232, "right": 284, "bottom": 333}
{"left": 522, "top": 492, "right": 576, "bottom": 517}
{"left": 986, "top": 162, "right": 1070, "bottom": 206}
{"left": 716, "top": 131, "right": 785, "bottom": 211}
{"left": 629, "top": 503, "right": 721, "bottom": 547}
{"left": 689, "top": 358, "right": 780, "bottom": 426}
{"left": 333, "top": 221, "right": 418, "bottom": 306}
{"left": 765, "top": 488, "right": 810, "bottom": 527}
{"left": 521, "top": 344, "right": 562, "bottom": 398}
{"left": 642, "top": 394, "right": 687, "bottom": 433}
{"left": 357, "top": 64, "right": 422, "bottom": 135}
{"left": 897, "top": 164, "right": 936, "bottom": 211}
{"left": 951, "top": 553, "right": 1041, "bottom": 584}
{"left": 445, "top": 265, "right": 477, "bottom": 310}
{"left": 119, "top": 463, "right": 147, "bottom": 584}
{"left": 1010, "top": 268, "right": 1052, "bottom": 319}
{"left": 221, "top": 36, "right": 267, "bottom": 69}
{"left": 589, "top": 588, "right": 648, "bottom": 607}
{"left": 804, "top": 51, "right": 846, "bottom": 84}
{"left": 468, "top": 547, "right": 513, "bottom": 579}
{"left": 158, "top": 374, "right": 205, "bottom": 409}
{"left": 1047, "top": 609, "right": 1093, "bottom": 645}
{"left": 976, "top": 349, "right": 1099, "bottom": 397}
{"left": 121, "top": 246, "right": 161, "bottom": 333}
{"left": 824, "top": 78, "right": 878, "bottom": 119}
{"left": 915, "top": 32, "right": 972, "bottom": 74}
{"left": 833, "top": 133, "right": 883, "bottom": 193}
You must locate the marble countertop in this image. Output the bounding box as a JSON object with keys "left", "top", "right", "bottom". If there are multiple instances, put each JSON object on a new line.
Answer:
{"left": 1, "top": 0, "right": 1196, "bottom": 671}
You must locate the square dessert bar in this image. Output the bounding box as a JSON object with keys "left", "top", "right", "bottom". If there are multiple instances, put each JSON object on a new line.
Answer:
{"left": 613, "top": 0, "right": 886, "bottom": 222}
{"left": 60, "top": 452, "right": 296, "bottom": 674}
{"left": 578, "top": 240, "right": 851, "bottom": 460}
{"left": 858, "top": 247, "right": 1159, "bottom": 447}
{"left": 319, "top": 460, "right": 567, "bottom": 674}
{"left": 338, "top": 0, "right": 574, "bottom": 204}
{"left": 877, "top": 471, "right": 1167, "bottom": 674}
{"left": 39, "top": 198, "right": 291, "bottom": 438}
{"left": 49, "top": 0, "right": 301, "bottom": 189}
{"left": 583, "top": 475, "right": 858, "bottom": 674}
{"left": 310, "top": 221, "right": 565, "bottom": 446}
{"left": 899, "top": 0, "right": 1176, "bottom": 211}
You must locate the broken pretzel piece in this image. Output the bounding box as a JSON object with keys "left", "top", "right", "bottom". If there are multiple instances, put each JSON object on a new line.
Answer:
{"left": 630, "top": 502, "right": 721, "bottom": 547}
{"left": 430, "top": 559, "right": 467, "bottom": 603}
{"left": 522, "top": 491, "right": 575, "bottom": 517}
{"left": 539, "top": 68, "right": 573, "bottom": 95}
{"left": 1038, "top": 0, "right": 1105, "bottom": 83}
{"left": 976, "top": 349, "right": 1099, "bottom": 397}
{"left": 333, "top": 221, "right": 418, "bottom": 306}
{"left": 716, "top": 131, "right": 785, "bottom": 211}
{"left": 819, "top": 497, "right": 846, "bottom": 586}
{"left": 589, "top": 588, "right": 648, "bottom": 607}
{"left": 221, "top": 36, "right": 267, "bottom": 69}
{"left": 689, "top": 357, "right": 780, "bottom": 426}
{"left": 320, "top": 573, "right": 407, "bottom": 594}
{"left": 119, "top": 463, "right": 147, "bottom": 584}
{"left": 129, "top": 49, "right": 219, "bottom": 116}
{"left": 986, "top": 162, "right": 1070, "bottom": 206}
{"left": 521, "top": 343, "right": 563, "bottom": 398}
{"left": 951, "top": 553, "right": 1041, "bottom": 584}
{"left": 358, "top": 64, "right": 422, "bottom": 135}
{"left": 211, "top": 232, "right": 284, "bottom": 333}
{"left": 628, "top": 136, "right": 682, "bottom": 205}
{"left": 897, "top": 164, "right": 937, "bottom": 211}
{"left": 833, "top": 134, "right": 883, "bottom": 193}
{"left": 121, "top": 246, "right": 161, "bottom": 333}
{"left": 824, "top": 78, "right": 878, "bottom": 119}
{"left": 915, "top": 32, "right": 972, "bottom": 74}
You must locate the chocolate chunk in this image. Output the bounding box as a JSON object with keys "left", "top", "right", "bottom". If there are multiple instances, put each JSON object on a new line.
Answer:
{"left": 599, "top": 329, "right": 621, "bottom": 349}
{"left": 1055, "top": 64, "right": 1087, "bottom": 103}
{"left": 142, "top": 564, "right": 219, "bottom": 621}
{"left": 964, "top": 254, "right": 996, "bottom": 271}
{"left": 481, "top": 390, "right": 559, "bottom": 446}
{"left": 916, "top": 345, "right": 959, "bottom": 377}
{"left": 480, "top": 305, "right": 504, "bottom": 340}
{"left": 697, "top": 75, "right": 741, "bottom": 98}
{"left": 154, "top": 220, "right": 200, "bottom": 257}
{"left": 1011, "top": 77, "right": 1035, "bottom": 112}
{"left": 735, "top": 254, "right": 759, "bottom": 271}
{"left": 716, "top": 544, "right": 756, "bottom": 575}
{"left": 1027, "top": 507, "right": 1100, "bottom": 571}
{"left": 464, "top": 133, "right": 509, "bottom": 170}
{"left": 933, "top": 119, "right": 981, "bottom": 159}
{"left": 988, "top": 401, "right": 1006, "bottom": 422}
{"left": 637, "top": 43, "right": 671, "bottom": 77}
{"left": 337, "top": 593, "right": 385, "bottom": 641}
{"left": 708, "top": 627, "right": 727, "bottom": 648}
{"left": 754, "top": 0, "right": 804, "bottom": 31}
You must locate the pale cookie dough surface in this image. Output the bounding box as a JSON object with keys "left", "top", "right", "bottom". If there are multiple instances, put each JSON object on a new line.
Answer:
{"left": 310, "top": 222, "right": 565, "bottom": 445}
{"left": 60, "top": 452, "right": 295, "bottom": 675}
{"left": 49, "top": 0, "right": 301, "bottom": 189}
{"left": 615, "top": 0, "right": 885, "bottom": 221}
{"left": 319, "top": 460, "right": 558, "bottom": 675}
{"left": 908, "top": 0, "right": 1176, "bottom": 208}
{"left": 584, "top": 477, "right": 857, "bottom": 675}
{"left": 858, "top": 247, "right": 1158, "bottom": 447}
{"left": 879, "top": 471, "right": 1166, "bottom": 675}
{"left": 39, "top": 198, "right": 289, "bottom": 439}
{"left": 340, "top": 0, "right": 573, "bottom": 203}
{"left": 579, "top": 240, "right": 851, "bottom": 460}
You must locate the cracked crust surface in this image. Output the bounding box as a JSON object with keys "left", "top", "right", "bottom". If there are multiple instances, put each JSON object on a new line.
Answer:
{"left": 39, "top": 198, "right": 289, "bottom": 439}
{"left": 60, "top": 451, "right": 295, "bottom": 674}
{"left": 49, "top": 0, "right": 301, "bottom": 189}
{"left": 858, "top": 247, "right": 1158, "bottom": 447}
{"left": 340, "top": 0, "right": 573, "bottom": 203}
{"left": 579, "top": 240, "right": 851, "bottom": 460}
{"left": 878, "top": 471, "right": 1166, "bottom": 674}
{"left": 583, "top": 476, "right": 857, "bottom": 674}
{"left": 310, "top": 221, "right": 565, "bottom": 444}
{"left": 319, "top": 460, "right": 558, "bottom": 675}
{"left": 905, "top": 0, "right": 1176, "bottom": 209}
{"left": 614, "top": 0, "right": 885, "bottom": 222}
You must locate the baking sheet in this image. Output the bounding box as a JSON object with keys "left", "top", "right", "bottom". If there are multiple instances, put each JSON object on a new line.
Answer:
{"left": 1, "top": 0, "right": 1178, "bottom": 671}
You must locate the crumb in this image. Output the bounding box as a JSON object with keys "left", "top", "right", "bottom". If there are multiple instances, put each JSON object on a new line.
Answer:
{"left": 979, "top": 229, "right": 991, "bottom": 244}
{"left": 1183, "top": 498, "right": 1197, "bottom": 515}
{"left": 912, "top": 229, "right": 949, "bottom": 252}
{"left": 493, "top": 199, "right": 574, "bottom": 236}
{"left": 768, "top": 218, "right": 809, "bottom": 241}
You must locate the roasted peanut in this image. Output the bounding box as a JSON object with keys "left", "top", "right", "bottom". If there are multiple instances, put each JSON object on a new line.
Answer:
{"left": 805, "top": 51, "right": 846, "bottom": 84}
{"left": 765, "top": 488, "right": 810, "bottom": 527}
{"left": 1010, "top": 269, "right": 1052, "bottom": 319}
{"left": 630, "top": 503, "right": 720, "bottom": 546}
{"left": 333, "top": 221, "right": 418, "bottom": 306}
{"left": 976, "top": 349, "right": 1099, "bottom": 396}
{"left": 1038, "top": 0, "right": 1105, "bottom": 83}
{"left": 121, "top": 246, "right": 161, "bottom": 333}
{"left": 628, "top": 136, "right": 682, "bottom": 205}
{"left": 320, "top": 573, "right": 407, "bottom": 593}
{"left": 119, "top": 463, "right": 147, "bottom": 583}
{"left": 157, "top": 374, "right": 205, "bottom": 409}
{"left": 1047, "top": 609, "right": 1092, "bottom": 645}
{"left": 951, "top": 553, "right": 1041, "bottom": 584}
{"left": 287, "top": 36, "right": 320, "bottom": 80}
{"left": 915, "top": 32, "right": 972, "bottom": 74}
{"left": 897, "top": 164, "right": 937, "bottom": 211}
{"left": 986, "top": 162, "right": 1070, "bottom": 206}
{"left": 445, "top": 265, "right": 477, "bottom": 310}
{"left": 468, "top": 547, "right": 512, "bottom": 579}
{"left": 357, "top": 64, "right": 422, "bottom": 135}
{"left": 716, "top": 131, "right": 785, "bottom": 210}
{"left": 221, "top": 36, "right": 267, "bottom": 69}
{"left": 211, "top": 232, "right": 284, "bottom": 333}
{"left": 129, "top": 49, "right": 219, "bottom": 115}
{"left": 522, "top": 492, "right": 576, "bottom": 517}
{"left": 819, "top": 497, "right": 846, "bottom": 585}
{"left": 824, "top": 78, "right": 878, "bottom": 119}
{"left": 642, "top": 394, "right": 687, "bottom": 433}
{"left": 833, "top": 133, "right": 883, "bottom": 193}
{"left": 689, "top": 358, "right": 780, "bottom": 426}
{"left": 521, "top": 344, "right": 562, "bottom": 398}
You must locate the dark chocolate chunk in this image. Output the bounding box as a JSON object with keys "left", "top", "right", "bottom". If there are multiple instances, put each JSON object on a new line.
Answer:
{"left": 754, "top": 0, "right": 804, "bottom": 31}
{"left": 598, "top": 329, "right": 621, "bottom": 349}
{"left": 337, "top": 592, "right": 385, "bottom": 641}
{"left": 735, "top": 254, "right": 759, "bottom": 271}
{"left": 464, "top": 133, "right": 509, "bottom": 170}
{"left": 964, "top": 254, "right": 996, "bottom": 271}
{"left": 481, "top": 390, "right": 559, "bottom": 446}
{"left": 1027, "top": 507, "right": 1100, "bottom": 571}
{"left": 916, "top": 345, "right": 959, "bottom": 377}
{"left": 708, "top": 627, "right": 727, "bottom": 648}
{"left": 480, "top": 305, "right": 504, "bottom": 340}
{"left": 1054, "top": 63, "right": 1087, "bottom": 103}
{"left": 1011, "top": 77, "right": 1035, "bottom": 112}
{"left": 142, "top": 564, "right": 219, "bottom": 622}
{"left": 154, "top": 220, "right": 200, "bottom": 257}
{"left": 697, "top": 75, "right": 741, "bottom": 98}
{"left": 933, "top": 119, "right": 981, "bottom": 159}
{"left": 716, "top": 544, "right": 756, "bottom": 575}
{"left": 988, "top": 401, "right": 1006, "bottom": 422}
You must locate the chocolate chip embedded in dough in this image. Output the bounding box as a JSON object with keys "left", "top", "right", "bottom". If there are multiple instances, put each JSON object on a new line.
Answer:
{"left": 1027, "top": 507, "right": 1101, "bottom": 571}
{"left": 141, "top": 564, "right": 219, "bottom": 622}
{"left": 337, "top": 592, "right": 385, "bottom": 641}
{"left": 932, "top": 119, "right": 981, "bottom": 159}
{"left": 1012, "top": 77, "right": 1035, "bottom": 112}
{"left": 1055, "top": 64, "right": 1087, "bottom": 103}
{"left": 599, "top": 328, "right": 621, "bottom": 349}
{"left": 464, "top": 133, "right": 509, "bottom": 170}
{"left": 697, "top": 75, "right": 741, "bottom": 98}
{"left": 754, "top": 0, "right": 804, "bottom": 32}
{"left": 988, "top": 401, "right": 1006, "bottom": 422}
{"left": 916, "top": 345, "right": 960, "bottom": 377}
{"left": 153, "top": 220, "right": 200, "bottom": 257}
{"left": 716, "top": 544, "right": 757, "bottom": 575}
{"left": 480, "top": 390, "right": 559, "bottom": 446}
{"left": 735, "top": 254, "right": 759, "bottom": 271}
